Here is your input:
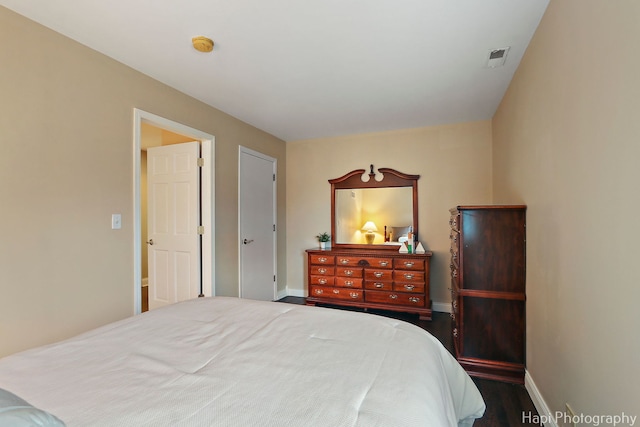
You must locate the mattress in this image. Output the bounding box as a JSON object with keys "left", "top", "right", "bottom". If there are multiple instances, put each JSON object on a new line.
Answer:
{"left": 0, "top": 297, "right": 485, "bottom": 426}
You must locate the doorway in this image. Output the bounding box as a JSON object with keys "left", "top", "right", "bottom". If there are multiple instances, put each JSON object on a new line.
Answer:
{"left": 133, "top": 109, "right": 215, "bottom": 314}
{"left": 238, "top": 146, "right": 277, "bottom": 301}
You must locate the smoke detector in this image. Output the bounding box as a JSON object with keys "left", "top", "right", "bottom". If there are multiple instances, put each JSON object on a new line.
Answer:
{"left": 192, "top": 36, "right": 214, "bottom": 53}
{"left": 486, "top": 47, "right": 510, "bottom": 68}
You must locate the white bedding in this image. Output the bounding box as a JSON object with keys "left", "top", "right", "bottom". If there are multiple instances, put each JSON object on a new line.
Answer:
{"left": 0, "top": 297, "right": 485, "bottom": 426}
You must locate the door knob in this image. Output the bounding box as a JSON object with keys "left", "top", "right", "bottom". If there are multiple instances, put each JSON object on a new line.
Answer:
{"left": 146, "top": 239, "right": 154, "bottom": 245}
{"left": 243, "top": 239, "right": 254, "bottom": 244}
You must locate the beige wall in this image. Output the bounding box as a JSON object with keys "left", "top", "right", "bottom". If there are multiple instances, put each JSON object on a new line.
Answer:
{"left": 286, "top": 121, "right": 493, "bottom": 305}
{"left": 0, "top": 7, "right": 286, "bottom": 357}
{"left": 493, "top": 0, "right": 640, "bottom": 417}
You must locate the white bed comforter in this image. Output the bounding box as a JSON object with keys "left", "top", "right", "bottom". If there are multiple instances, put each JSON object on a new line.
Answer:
{"left": 0, "top": 297, "right": 485, "bottom": 426}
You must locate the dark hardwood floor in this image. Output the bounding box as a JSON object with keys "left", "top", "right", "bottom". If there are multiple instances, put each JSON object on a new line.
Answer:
{"left": 277, "top": 296, "right": 539, "bottom": 426}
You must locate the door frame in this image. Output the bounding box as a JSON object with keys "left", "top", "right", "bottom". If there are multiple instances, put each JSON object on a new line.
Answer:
{"left": 133, "top": 108, "right": 215, "bottom": 314}
{"left": 238, "top": 146, "right": 277, "bottom": 300}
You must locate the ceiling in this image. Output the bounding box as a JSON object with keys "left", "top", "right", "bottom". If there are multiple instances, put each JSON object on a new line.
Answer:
{"left": 1, "top": 0, "right": 549, "bottom": 142}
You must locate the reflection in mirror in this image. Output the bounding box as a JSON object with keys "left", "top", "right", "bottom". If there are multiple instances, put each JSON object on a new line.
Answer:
{"left": 335, "top": 187, "right": 413, "bottom": 245}
{"left": 330, "top": 166, "right": 419, "bottom": 250}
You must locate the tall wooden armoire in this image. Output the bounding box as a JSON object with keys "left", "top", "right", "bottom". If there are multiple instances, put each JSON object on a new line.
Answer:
{"left": 449, "top": 205, "right": 526, "bottom": 384}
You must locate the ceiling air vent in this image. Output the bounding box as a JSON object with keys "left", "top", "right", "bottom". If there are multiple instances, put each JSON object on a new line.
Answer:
{"left": 486, "top": 47, "right": 510, "bottom": 68}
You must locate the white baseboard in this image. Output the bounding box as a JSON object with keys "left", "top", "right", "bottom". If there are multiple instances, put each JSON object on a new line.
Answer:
{"left": 432, "top": 301, "right": 451, "bottom": 313}
{"left": 278, "top": 288, "right": 305, "bottom": 299}
{"left": 525, "top": 370, "right": 557, "bottom": 427}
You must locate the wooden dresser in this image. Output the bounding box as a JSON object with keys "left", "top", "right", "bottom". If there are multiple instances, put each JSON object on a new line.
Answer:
{"left": 449, "top": 205, "right": 526, "bottom": 384}
{"left": 306, "top": 248, "right": 433, "bottom": 320}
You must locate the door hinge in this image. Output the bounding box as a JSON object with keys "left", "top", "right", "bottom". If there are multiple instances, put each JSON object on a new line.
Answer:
{"left": 197, "top": 158, "right": 204, "bottom": 167}
{"left": 197, "top": 226, "right": 205, "bottom": 235}
{"left": 273, "top": 173, "right": 276, "bottom": 181}
{"left": 273, "top": 224, "right": 276, "bottom": 232}
{"left": 274, "top": 275, "right": 276, "bottom": 282}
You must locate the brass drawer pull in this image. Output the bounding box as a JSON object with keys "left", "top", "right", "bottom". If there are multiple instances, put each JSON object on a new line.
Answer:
{"left": 374, "top": 272, "right": 384, "bottom": 278}
{"left": 314, "top": 289, "right": 323, "bottom": 295}
{"left": 333, "top": 289, "right": 340, "bottom": 294}
{"left": 408, "top": 297, "right": 420, "bottom": 303}
{"left": 318, "top": 257, "right": 328, "bottom": 263}
{"left": 403, "top": 273, "right": 414, "bottom": 280}
{"left": 379, "top": 261, "right": 389, "bottom": 267}
{"left": 389, "top": 294, "right": 398, "bottom": 300}
{"left": 318, "top": 278, "right": 327, "bottom": 285}
{"left": 403, "top": 261, "right": 415, "bottom": 268}
{"left": 339, "top": 258, "right": 350, "bottom": 264}
{"left": 345, "top": 281, "right": 354, "bottom": 287}
{"left": 403, "top": 284, "right": 415, "bottom": 291}
{"left": 349, "top": 292, "right": 359, "bottom": 299}
{"left": 318, "top": 268, "right": 327, "bottom": 274}
{"left": 344, "top": 270, "right": 353, "bottom": 276}
{"left": 374, "top": 282, "right": 384, "bottom": 288}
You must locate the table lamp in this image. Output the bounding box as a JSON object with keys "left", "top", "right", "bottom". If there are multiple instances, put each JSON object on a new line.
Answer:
{"left": 361, "top": 221, "right": 378, "bottom": 244}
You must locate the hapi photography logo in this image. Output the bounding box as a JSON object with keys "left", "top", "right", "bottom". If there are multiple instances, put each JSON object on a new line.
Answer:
{"left": 522, "top": 411, "right": 637, "bottom": 426}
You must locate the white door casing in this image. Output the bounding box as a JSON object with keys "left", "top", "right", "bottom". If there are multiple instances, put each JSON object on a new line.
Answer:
{"left": 133, "top": 109, "right": 215, "bottom": 315}
{"left": 147, "top": 141, "right": 201, "bottom": 310}
{"left": 239, "top": 147, "right": 276, "bottom": 301}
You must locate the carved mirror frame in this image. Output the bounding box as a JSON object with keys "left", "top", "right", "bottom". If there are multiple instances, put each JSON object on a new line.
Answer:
{"left": 330, "top": 165, "right": 420, "bottom": 250}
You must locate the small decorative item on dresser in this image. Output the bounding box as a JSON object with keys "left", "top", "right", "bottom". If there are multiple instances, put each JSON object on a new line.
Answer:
{"left": 361, "top": 221, "right": 378, "bottom": 244}
{"left": 316, "top": 232, "right": 331, "bottom": 249}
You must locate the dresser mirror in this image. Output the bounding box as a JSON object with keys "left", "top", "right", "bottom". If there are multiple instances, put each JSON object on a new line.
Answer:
{"left": 330, "top": 165, "right": 419, "bottom": 249}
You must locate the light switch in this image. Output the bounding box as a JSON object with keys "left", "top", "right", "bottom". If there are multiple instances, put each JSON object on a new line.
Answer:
{"left": 111, "top": 214, "right": 122, "bottom": 230}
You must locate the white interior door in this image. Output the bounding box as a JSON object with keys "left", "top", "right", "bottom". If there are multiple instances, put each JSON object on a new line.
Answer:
{"left": 239, "top": 147, "right": 276, "bottom": 301}
{"left": 147, "top": 141, "right": 201, "bottom": 310}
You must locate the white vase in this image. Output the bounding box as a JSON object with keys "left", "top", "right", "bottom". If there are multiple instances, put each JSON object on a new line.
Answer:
{"left": 319, "top": 241, "right": 330, "bottom": 249}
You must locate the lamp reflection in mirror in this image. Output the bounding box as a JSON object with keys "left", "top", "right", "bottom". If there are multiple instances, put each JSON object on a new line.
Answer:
{"left": 361, "top": 221, "right": 378, "bottom": 244}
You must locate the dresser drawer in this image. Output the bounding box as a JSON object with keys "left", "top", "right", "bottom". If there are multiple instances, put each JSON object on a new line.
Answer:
{"left": 365, "top": 290, "right": 425, "bottom": 307}
{"left": 309, "top": 275, "right": 335, "bottom": 286}
{"left": 393, "top": 258, "right": 425, "bottom": 270}
{"left": 364, "top": 269, "right": 393, "bottom": 281}
{"left": 361, "top": 257, "right": 393, "bottom": 269}
{"left": 336, "top": 267, "right": 363, "bottom": 278}
{"left": 364, "top": 280, "right": 393, "bottom": 291}
{"left": 309, "top": 285, "right": 363, "bottom": 302}
{"left": 310, "top": 265, "right": 334, "bottom": 276}
{"left": 393, "top": 282, "right": 425, "bottom": 293}
{"left": 336, "top": 277, "right": 363, "bottom": 288}
{"left": 310, "top": 254, "right": 335, "bottom": 265}
{"left": 335, "top": 256, "right": 361, "bottom": 267}
{"left": 393, "top": 270, "right": 425, "bottom": 283}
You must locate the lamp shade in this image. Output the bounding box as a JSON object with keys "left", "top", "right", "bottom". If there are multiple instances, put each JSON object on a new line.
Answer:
{"left": 361, "top": 221, "right": 378, "bottom": 232}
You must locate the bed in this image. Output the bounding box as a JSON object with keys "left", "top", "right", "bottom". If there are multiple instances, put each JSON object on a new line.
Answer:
{"left": 0, "top": 297, "right": 485, "bottom": 426}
